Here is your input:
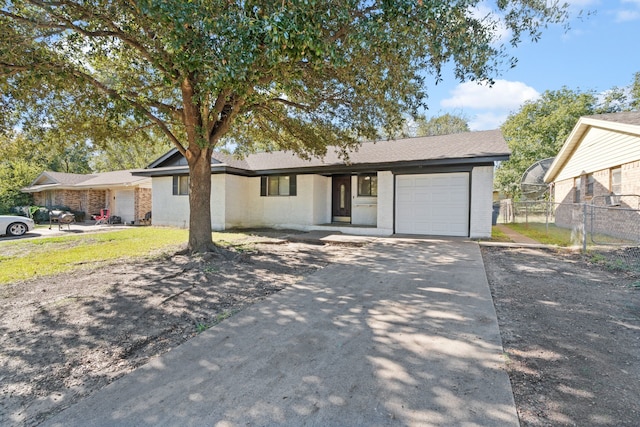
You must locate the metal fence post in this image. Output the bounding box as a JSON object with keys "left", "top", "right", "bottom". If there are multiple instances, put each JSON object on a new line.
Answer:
{"left": 545, "top": 201, "right": 549, "bottom": 233}
{"left": 582, "top": 202, "right": 587, "bottom": 252}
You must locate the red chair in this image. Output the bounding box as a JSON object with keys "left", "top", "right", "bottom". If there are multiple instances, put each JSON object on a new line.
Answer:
{"left": 94, "top": 209, "right": 110, "bottom": 225}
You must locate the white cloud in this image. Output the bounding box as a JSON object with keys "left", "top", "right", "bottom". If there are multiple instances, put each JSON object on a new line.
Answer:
{"left": 439, "top": 80, "right": 540, "bottom": 130}
{"left": 468, "top": 112, "right": 510, "bottom": 131}
{"left": 613, "top": 0, "right": 640, "bottom": 22}
{"left": 616, "top": 9, "right": 640, "bottom": 20}
{"left": 441, "top": 80, "right": 539, "bottom": 110}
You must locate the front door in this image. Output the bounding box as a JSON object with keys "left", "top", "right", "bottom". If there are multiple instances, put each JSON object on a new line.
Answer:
{"left": 332, "top": 175, "right": 351, "bottom": 222}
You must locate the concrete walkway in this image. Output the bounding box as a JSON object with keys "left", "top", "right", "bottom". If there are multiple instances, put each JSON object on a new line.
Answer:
{"left": 44, "top": 238, "right": 518, "bottom": 427}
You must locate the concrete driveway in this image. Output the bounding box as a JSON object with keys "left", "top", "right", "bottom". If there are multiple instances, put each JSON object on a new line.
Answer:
{"left": 44, "top": 238, "right": 518, "bottom": 427}
{"left": 1, "top": 222, "right": 132, "bottom": 241}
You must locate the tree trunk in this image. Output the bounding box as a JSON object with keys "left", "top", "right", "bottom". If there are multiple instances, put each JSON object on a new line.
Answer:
{"left": 187, "top": 146, "right": 214, "bottom": 252}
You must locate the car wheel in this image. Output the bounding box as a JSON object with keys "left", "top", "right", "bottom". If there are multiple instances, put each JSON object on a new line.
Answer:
{"left": 7, "top": 222, "right": 27, "bottom": 236}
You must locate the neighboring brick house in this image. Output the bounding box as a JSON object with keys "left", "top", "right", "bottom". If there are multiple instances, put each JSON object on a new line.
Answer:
{"left": 544, "top": 111, "right": 640, "bottom": 240}
{"left": 22, "top": 170, "right": 152, "bottom": 224}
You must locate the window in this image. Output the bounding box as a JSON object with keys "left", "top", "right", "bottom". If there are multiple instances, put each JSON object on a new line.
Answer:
{"left": 586, "top": 174, "right": 594, "bottom": 196}
{"left": 357, "top": 174, "right": 378, "bottom": 197}
{"left": 260, "top": 175, "right": 297, "bottom": 196}
{"left": 574, "top": 177, "right": 581, "bottom": 203}
{"left": 172, "top": 175, "right": 189, "bottom": 195}
{"left": 611, "top": 167, "right": 622, "bottom": 195}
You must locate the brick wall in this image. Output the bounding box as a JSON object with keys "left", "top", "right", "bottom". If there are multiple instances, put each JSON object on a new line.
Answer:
{"left": 553, "top": 179, "right": 574, "bottom": 228}
{"left": 32, "top": 189, "right": 109, "bottom": 219}
{"left": 553, "top": 160, "right": 640, "bottom": 241}
{"left": 135, "top": 188, "right": 152, "bottom": 221}
{"left": 85, "top": 190, "right": 108, "bottom": 217}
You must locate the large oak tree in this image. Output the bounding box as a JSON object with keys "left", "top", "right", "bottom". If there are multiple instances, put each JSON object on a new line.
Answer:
{"left": 1, "top": 0, "right": 569, "bottom": 252}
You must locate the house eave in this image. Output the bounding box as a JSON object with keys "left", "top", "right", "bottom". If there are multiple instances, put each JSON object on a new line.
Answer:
{"left": 133, "top": 154, "right": 509, "bottom": 178}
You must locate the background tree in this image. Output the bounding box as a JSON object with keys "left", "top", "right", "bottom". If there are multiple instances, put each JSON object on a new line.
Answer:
{"left": 1, "top": 0, "right": 570, "bottom": 252}
{"left": 495, "top": 88, "right": 597, "bottom": 199}
{"left": 416, "top": 113, "right": 470, "bottom": 137}
{"left": 0, "top": 133, "right": 46, "bottom": 212}
{"left": 89, "top": 125, "right": 172, "bottom": 172}
{"left": 632, "top": 72, "right": 640, "bottom": 110}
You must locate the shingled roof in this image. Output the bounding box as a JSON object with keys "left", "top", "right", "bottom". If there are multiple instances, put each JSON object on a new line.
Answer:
{"left": 23, "top": 170, "right": 150, "bottom": 193}
{"left": 142, "top": 129, "right": 509, "bottom": 176}
{"left": 583, "top": 111, "right": 640, "bottom": 126}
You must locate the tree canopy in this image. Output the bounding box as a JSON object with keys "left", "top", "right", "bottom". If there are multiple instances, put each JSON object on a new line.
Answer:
{"left": 1, "top": 0, "right": 570, "bottom": 251}
{"left": 416, "top": 113, "right": 470, "bottom": 137}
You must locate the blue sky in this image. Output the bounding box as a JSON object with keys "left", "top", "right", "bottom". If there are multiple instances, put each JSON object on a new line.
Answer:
{"left": 423, "top": 0, "right": 640, "bottom": 130}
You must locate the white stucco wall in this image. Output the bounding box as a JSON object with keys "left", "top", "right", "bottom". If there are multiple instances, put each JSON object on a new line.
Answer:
{"left": 351, "top": 175, "right": 377, "bottom": 226}
{"left": 223, "top": 174, "right": 250, "bottom": 228}
{"left": 469, "top": 166, "right": 494, "bottom": 238}
{"left": 224, "top": 174, "right": 323, "bottom": 229}
{"left": 152, "top": 175, "right": 226, "bottom": 229}
{"left": 376, "top": 171, "right": 394, "bottom": 233}
{"left": 152, "top": 176, "right": 190, "bottom": 228}
{"left": 312, "top": 175, "right": 331, "bottom": 225}
{"left": 210, "top": 174, "right": 226, "bottom": 230}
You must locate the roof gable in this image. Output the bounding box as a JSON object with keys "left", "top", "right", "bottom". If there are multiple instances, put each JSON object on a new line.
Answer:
{"left": 31, "top": 171, "right": 95, "bottom": 186}
{"left": 545, "top": 112, "right": 640, "bottom": 183}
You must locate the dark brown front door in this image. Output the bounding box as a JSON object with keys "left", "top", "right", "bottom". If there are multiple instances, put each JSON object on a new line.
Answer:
{"left": 332, "top": 175, "right": 351, "bottom": 222}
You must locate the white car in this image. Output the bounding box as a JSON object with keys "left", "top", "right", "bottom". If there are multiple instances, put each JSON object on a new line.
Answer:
{"left": 0, "top": 215, "right": 35, "bottom": 236}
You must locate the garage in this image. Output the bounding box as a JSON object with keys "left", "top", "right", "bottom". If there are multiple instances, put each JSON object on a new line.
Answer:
{"left": 395, "top": 172, "right": 469, "bottom": 236}
{"left": 113, "top": 189, "right": 135, "bottom": 224}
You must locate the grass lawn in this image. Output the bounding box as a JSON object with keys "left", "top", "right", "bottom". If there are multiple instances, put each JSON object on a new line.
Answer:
{"left": 0, "top": 227, "right": 255, "bottom": 285}
{"left": 504, "top": 222, "right": 574, "bottom": 246}
{"left": 504, "top": 222, "right": 636, "bottom": 247}
{"left": 490, "top": 226, "right": 512, "bottom": 242}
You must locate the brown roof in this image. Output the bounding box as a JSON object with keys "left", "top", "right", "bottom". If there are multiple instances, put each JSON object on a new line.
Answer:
{"left": 40, "top": 171, "right": 96, "bottom": 185}
{"left": 78, "top": 170, "right": 149, "bottom": 187}
{"left": 223, "top": 130, "right": 508, "bottom": 172}
{"left": 23, "top": 169, "right": 150, "bottom": 193}
{"left": 583, "top": 111, "right": 640, "bottom": 126}
{"left": 140, "top": 129, "right": 509, "bottom": 176}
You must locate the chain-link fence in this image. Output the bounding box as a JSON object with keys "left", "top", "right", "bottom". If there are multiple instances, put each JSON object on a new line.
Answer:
{"left": 498, "top": 198, "right": 640, "bottom": 249}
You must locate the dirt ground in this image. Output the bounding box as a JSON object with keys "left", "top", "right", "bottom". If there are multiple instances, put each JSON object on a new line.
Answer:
{"left": 2, "top": 237, "right": 640, "bottom": 426}
{"left": 482, "top": 245, "right": 640, "bottom": 426}
{"left": 0, "top": 238, "right": 350, "bottom": 426}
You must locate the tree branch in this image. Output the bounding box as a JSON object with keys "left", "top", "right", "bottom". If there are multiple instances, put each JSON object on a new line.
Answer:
{"left": 68, "top": 67, "right": 186, "bottom": 156}
{"left": 25, "top": 0, "right": 177, "bottom": 80}
{"left": 268, "top": 97, "right": 312, "bottom": 111}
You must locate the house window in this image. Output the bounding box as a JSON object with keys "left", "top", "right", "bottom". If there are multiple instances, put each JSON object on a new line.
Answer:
{"left": 574, "top": 177, "right": 581, "bottom": 203}
{"left": 172, "top": 175, "right": 189, "bottom": 195}
{"left": 260, "top": 175, "right": 297, "bottom": 196}
{"left": 586, "top": 174, "right": 594, "bottom": 197}
{"left": 357, "top": 174, "right": 378, "bottom": 197}
{"left": 611, "top": 167, "right": 622, "bottom": 195}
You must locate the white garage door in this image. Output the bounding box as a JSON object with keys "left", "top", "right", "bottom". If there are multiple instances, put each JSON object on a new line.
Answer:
{"left": 114, "top": 189, "right": 135, "bottom": 224}
{"left": 395, "top": 173, "right": 469, "bottom": 236}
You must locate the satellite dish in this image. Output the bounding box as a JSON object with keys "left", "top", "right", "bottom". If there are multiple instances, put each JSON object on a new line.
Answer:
{"left": 520, "top": 157, "right": 554, "bottom": 200}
